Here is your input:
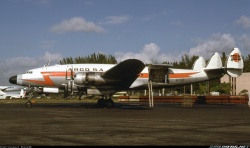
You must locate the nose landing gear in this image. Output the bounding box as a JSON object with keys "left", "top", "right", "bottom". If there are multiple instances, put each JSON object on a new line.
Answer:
{"left": 26, "top": 100, "right": 32, "bottom": 108}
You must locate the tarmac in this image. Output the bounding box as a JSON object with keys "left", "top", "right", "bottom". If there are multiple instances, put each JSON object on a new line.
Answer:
{"left": 0, "top": 101, "right": 250, "bottom": 146}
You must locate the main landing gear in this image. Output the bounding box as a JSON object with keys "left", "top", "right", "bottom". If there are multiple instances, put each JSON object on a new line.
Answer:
{"left": 97, "top": 95, "right": 115, "bottom": 108}
{"left": 25, "top": 98, "right": 114, "bottom": 108}
{"left": 25, "top": 95, "right": 115, "bottom": 108}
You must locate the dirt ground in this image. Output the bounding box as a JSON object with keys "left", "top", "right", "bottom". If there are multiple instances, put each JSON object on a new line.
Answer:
{"left": 0, "top": 100, "right": 250, "bottom": 146}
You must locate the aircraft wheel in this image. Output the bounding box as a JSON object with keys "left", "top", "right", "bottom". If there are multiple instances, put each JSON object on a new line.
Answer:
{"left": 97, "top": 98, "right": 106, "bottom": 108}
{"left": 106, "top": 99, "right": 114, "bottom": 108}
{"left": 26, "top": 101, "right": 32, "bottom": 108}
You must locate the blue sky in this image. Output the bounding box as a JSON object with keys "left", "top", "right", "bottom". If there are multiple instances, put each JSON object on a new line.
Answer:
{"left": 0, "top": 0, "right": 250, "bottom": 85}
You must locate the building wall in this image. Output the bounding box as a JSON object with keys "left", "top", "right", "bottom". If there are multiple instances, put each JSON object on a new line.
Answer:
{"left": 221, "top": 72, "right": 250, "bottom": 95}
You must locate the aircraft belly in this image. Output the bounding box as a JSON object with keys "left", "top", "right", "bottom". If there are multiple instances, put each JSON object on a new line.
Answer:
{"left": 87, "top": 88, "right": 115, "bottom": 95}
{"left": 169, "top": 77, "right": 208, "bottom": 85}
{"left": 130, "top": 76, "right": 209, "bottom": 89}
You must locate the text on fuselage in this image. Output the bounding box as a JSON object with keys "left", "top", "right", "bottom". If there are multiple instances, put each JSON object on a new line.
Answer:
{"left": 69, "top": 68, "right": 104, "bottom": 72}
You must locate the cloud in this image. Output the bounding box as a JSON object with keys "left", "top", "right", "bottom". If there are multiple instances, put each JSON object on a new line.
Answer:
{"left": 235, "top": 15, "right": 250, "bottom": 29}
{"left": 188, "top": 33, "right": 236, "bottom": 59}
{"left": 99, "top": 15, "right": 131, "bottom": 25}
{"left": 50, "top": 17, "right": 105, "bottom": 33}
{"left": 239, "top": 34, "right": 250, "bottom": 51}
{"left": 115, "top": 34, "right": 238, "bottom": 64}
{"left": 0, "top": 51, "right": 63, "bottom": 86}
{"left": 142, "top": 15, "right": 157, "bottom": 21}
{"left": 115, "top": 43, "right": 180, "bottom": 64}
{"left": 40, "top": 51, "right": 62, "bottom": 63}
{"left": 7, "top": 51, "right": 62, "bottom": 70}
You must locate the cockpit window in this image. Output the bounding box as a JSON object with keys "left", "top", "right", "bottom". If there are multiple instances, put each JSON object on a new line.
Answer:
{"left": 26, "top": 71, "right": 33, "bottom": 74}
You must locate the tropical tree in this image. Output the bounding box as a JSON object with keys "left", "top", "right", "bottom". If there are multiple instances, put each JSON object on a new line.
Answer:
{"left": 210, "top": 82, "right": 231, "bottom": 95}
{"left": 239, "top": 89, "right": 248, "bottom": 96}
{"left": 60, "top": 53, "right": 117, "bottom": 64}
{"left": 242, "top": 55, "right": 250, "bottom": 72}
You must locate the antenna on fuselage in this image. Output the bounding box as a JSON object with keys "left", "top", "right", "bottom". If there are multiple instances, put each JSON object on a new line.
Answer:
{"left": 44, "top": 60, "right": 50, "bottom": 67}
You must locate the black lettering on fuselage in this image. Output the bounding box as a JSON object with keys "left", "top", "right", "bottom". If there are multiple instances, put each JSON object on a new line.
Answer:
{"left": 71, "top": 67, "right": 104, "bottom": 72}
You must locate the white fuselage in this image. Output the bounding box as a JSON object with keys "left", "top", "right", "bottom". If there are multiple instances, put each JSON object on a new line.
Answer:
{"left": 15, "top": 63, "right": 222, "bottom": 90}
{"left": 9, "top": 48, "right": 243, "bottom": 96}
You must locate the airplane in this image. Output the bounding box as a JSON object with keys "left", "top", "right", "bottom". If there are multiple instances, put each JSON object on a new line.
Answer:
{"left": 9, "top": 47, "right": 244, "bottom": 108}
{"left": 0, "top": 85, "right": 23, "bottom": 92}
{"left": 0, "top": 88, "right": 26, "bottom": 99}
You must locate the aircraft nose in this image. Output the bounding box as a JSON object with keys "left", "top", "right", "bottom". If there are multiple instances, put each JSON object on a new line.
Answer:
{"left": 9, "top": 75, "right": 17, "bottom": 84}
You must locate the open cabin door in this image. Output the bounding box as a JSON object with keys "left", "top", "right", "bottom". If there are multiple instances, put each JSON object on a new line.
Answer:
{"left": 148, "top": 64, "right": 171, "bottom": 83}
{"left": 147, "top": 64, "right": 172, "bottom": 107}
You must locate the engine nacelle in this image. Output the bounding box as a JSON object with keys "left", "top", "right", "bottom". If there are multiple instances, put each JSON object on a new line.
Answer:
{"left": 74, "top": 72, "right": 105, "bottom": 86}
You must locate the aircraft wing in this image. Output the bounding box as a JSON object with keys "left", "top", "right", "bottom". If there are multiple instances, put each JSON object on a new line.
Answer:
{"left": 101, "top": 59, "right": 145, "bottom": 88}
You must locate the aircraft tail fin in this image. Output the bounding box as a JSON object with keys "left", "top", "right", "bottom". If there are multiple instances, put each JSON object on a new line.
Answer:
{"left": 205, "top": 52, "right": 222, "bottom": 69}
{"left": 192, "top": 57, "right": 206, "bottom": 70}
{"left": 0, "top": 90, "right": 6, "bottom": 94}
{"left": 225, "top": 48, "right": 244, "bottom": 77}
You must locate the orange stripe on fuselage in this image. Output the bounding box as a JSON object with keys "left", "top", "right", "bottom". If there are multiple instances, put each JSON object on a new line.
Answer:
{"left": 138, "top": 72, "right": 198, "bottom": 78}
{"left": 24, "top": 71, "right": 72, "bottom": 86}
{"left": 25, "top": 71, "right": 198, "bottom": 86}
{"left": 138, "top": 73, "right": 149, "bottom": 78}
{"left": 169, "top": 72, "right": 198, "bottom": 78}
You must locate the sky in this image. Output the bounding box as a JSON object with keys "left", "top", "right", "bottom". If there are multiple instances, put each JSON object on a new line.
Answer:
{"left": 0, "top": 0, "right": 250, "bottom": 85}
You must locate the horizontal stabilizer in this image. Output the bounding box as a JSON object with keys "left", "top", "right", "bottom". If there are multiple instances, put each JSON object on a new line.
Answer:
{"left": 226, "top": 48, "right": 244, "bottom": 77}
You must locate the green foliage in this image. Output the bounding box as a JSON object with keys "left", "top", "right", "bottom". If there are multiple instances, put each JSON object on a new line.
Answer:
{"left": 194, "top": 83, "right": 207, "bottom": 95}
{"left": 60, "top": 52, "right": 250, "bottom": 72}
{"left": 242, "top": 55, "right": 250, "bottom": 72}
{"left": 239, "top": 89, "right": 248, "bottom": 96}
{"left": 210, "top": 82, "right": 231, "bottom": 95}
{"left": 60, "top": 53, "right": 117, "bottom": 64}
{"left": 221, "top": 52, "right": 227, "bottom": 67}
{"left": 164, "top": 54, "right": 199, "bottom": 69}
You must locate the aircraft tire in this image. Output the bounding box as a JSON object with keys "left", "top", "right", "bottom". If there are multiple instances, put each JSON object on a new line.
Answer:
{"left": 106, "top": 99, "right": 114, "bottom": 108}
{"left": 26, "top": 101, "right": 32, "bottom": 108}
{"left": 97, "top": 98, "right": 106, "bottom": 108}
